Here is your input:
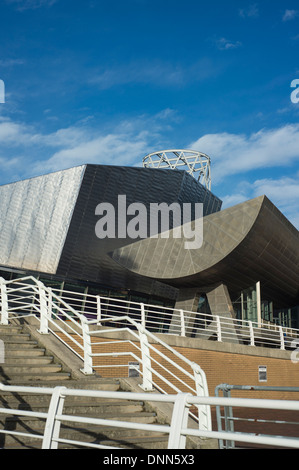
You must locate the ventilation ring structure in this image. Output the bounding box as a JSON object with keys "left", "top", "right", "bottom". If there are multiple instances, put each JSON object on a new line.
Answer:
{"left": 142, "top": 149, "right": 211, "bottom": 190}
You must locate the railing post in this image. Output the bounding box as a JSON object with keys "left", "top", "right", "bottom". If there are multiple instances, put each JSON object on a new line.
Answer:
{"left": 47, "top": 287, "right": 53, "bottom": 319}
{"left": 191, "top": 363, "right": 212, "bottom": 432}
{"left": 80, "top": 316, "right": 94, "bottom": 375}
{"left": 37, "top": 281, "right": 49, "bottom": 334}
{"left": 137, "top": 324, "right": 153, "bottom": 391}
{"left": 140, "top": 303, "right": 146, "bottom": 328}
{"left": 216, "top": 316, "right": 222, "bottom": 342}
{"left": 0, "top": 277, "right": 8, "bottom": 325}
{"left": 180, "top": 310, "right": 186, "bottom": 337}
{"left": 42, "top": 386, "right": 67, "bottom": 449}
{"left": 249, "top": 321, "right": 255, "bottom": 346}
{"left": 168, "top": 393, "right": 191, "bottom": 449}
{"left": 279, "top": 326, "right": 285, "bottom": 350}
{"left": 96, "top": 296, "right": 101, "bottom": 325}
{"left": 0, "top": 339, "right": 4, "bottom": 364}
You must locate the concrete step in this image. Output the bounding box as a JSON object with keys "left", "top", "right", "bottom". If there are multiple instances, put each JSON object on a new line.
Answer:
{"left": 0, "top": 429, "right": 170, "bottom": 449}
{"left": 0, "top": 333, "right": 31, "bottom": 342}
{"left": 3, "top": 348, "right": 46, "bottom": 357}
{"left": 0, "top": 363, "right": 64, "bottom": 375}
{"left": 0, "top": 323, "right": 169, "bottom": 450}
{"left": 0, "top": 381, "right": 121, "bottom": 406}
{"left": 99, "top": 435, "right": 169, "bottom": 449}
{"left": 2, "top": 340, "right": 39, "bottom": 349}
{"left": 0, "top": 325, "right": 23, "bottom": 334}
{"left": 0, "top": 378, "right": 120, "bottom": 390}
{"left": 3, "top": 356, "right": 55, "bottom": 365}
{"left": 0, "top": 392, "right": 145, "bottom": 414}
{"left": 1, "top": 411, "right": 158, "bottom": 432}
{"left": 0, "top": 372, "right": 72, "bottom": 383}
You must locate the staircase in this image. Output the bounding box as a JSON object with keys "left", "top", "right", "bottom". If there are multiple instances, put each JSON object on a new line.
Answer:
{"left": 0, "top": 323, "right": 169, "bottom": 449}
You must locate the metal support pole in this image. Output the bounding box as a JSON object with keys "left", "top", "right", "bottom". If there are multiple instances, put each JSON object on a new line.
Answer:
{"left": 140, "top": 303, "right": 146, "bottom": 328}
{"left": 137, "top": 324, "right": 153, "bottom": 391}
{"left": 256, "top": 281, "right": 262, "bottom": 328}
{"left": 0, "top": 339, "right": 4, "bottom": 364}
{"left": 0, "top": 277, "right": 8, "bottom": 325}
{"left": 96, "top": 296, "right": 101, "bottom": 325}
{"left": 80, "top": 317, "right": 94, "bottom": 375}
{"left": 37, "top": 281, "right": 49, "bottom": 334}
{"left": 180, "top": 310, "right": 186, "bottom": 337}
{"left": 279, "top": 326, "right": 285, "bottom": 350}
{"left": 216, "top": 316, "right": 222, "bottom": 342}
{"left": 191, "top": 363, "right": 212, "bottom": 432}
{"left": 249, "top": 321, "right": 255, "bottom": 346}
{"left": 42, "top": 386, "right": 67, "bottom": 449}
{"left": 168, "top": 393, "right": 191, "bottom": 449}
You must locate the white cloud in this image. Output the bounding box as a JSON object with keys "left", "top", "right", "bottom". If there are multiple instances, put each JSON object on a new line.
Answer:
{"left": 252, "top": 176, "right": 299, "bottom": 202}
{"left": 0, "top": 59, "right": 25, "bottom": 67}
{"left": 239, "top": 4, "right": 259, "bottom": 18}
{"left": 0, "top": 110, "right": 176, "bottom": 181}
{"left": 5, "top": 0, "right": 57, "bottom": 10}
{"left": 32, "top": 131, "right": 150, "bottom": 174}
{"left": 282, "top": 9, "right": 299, "bottom": 21}
{"left": 89, "top": 58, "right": 222, "bottom": 89}
{"left": 222, "top": 176, "right": 299, "bottom": 229}
{"left": 190, "top": 125, "right": 299, "bottom": 229}
{"left": 191, "top": 124, "right": 299, "bottom": 184}
{"left": 215, "top": 37, "right": 242, "bottom": 50}
{"left": 252, "top": 176, "right": 299, "bottom": 226}
{"left": 0, "top": 114, "right": 298, "bottom": 228}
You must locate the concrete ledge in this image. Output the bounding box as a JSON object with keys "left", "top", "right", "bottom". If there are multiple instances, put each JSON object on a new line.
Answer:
{"left": 85, "top": 322, "right": 292, "bottom": 360}
{"left": 155, "top": 332, "right": 293, "bottom": 360}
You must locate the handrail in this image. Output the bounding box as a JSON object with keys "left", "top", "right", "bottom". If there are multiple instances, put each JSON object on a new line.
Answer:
{"left": 50, "top": 283, "right": 299, "bottom": 349}
{"left": 215, "top": 383, "right": 299, "bottom": 449}
{"left": 3, "top": 275, "right": 298, "bottom": 350}
{"left": 0, "top": 276, "right": 211, "bottom": 431}
{"left": 0, "top": 382, "right": 299, "bottom": 449}
{"left": 84, "top": 315, "right": 210, "bottom": 428}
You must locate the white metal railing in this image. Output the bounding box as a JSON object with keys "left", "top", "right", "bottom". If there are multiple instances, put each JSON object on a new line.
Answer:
{"left": 1, "top": 382, "right": 299, "bottom": 449}
{"left": 0, "top": 276, "right": 298, "bottom": 373}
{"left": 0, "top": 276, "right": 211, "bottom": 431}
{"left": 82, "top": 314, "right": 211, "bottom": 428}
{"left": 215, "top": 384, "right": 299, "bottom": 449}
{"left": 50, "top": 284, "right": 299, "bottom": 350}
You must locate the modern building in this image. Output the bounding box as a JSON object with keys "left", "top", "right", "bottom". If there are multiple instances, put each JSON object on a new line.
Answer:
{"left": 0, "top": 150, "right": 298, "bottom": 330}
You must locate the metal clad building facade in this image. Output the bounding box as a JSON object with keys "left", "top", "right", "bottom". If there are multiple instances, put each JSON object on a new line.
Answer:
{"left": 0, "top": 163, "right": 298, "bottom": 326}
{"left": 0, "top": 165, "right": 85, "bottom": 273}
{"left": 0, "top": 164, "right": 222, "bottom": 299}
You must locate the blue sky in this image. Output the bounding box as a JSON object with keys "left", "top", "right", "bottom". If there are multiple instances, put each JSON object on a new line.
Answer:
{"left": 0, "top": 0, "right": 299, "bottom": 227}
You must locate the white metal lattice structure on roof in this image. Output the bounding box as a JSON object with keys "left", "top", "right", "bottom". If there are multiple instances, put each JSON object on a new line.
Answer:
{"left": 142, "top": 149, "right": 211, "bottom": 190}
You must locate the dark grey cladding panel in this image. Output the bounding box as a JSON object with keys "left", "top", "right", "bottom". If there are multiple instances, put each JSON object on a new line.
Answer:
{"left": 177, "top": 172, "right": 222, "bottom": 216}
{"left": 56, "top": 164, "right": 221, "bottom": 296}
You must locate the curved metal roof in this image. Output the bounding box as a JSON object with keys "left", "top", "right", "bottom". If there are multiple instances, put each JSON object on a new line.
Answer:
{"left": 111, "top": 195, "right": 299, "bottom": 306}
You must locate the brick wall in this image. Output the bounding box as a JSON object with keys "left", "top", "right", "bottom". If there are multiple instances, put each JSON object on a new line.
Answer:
{"left": 57, "top": 328, "right": 299, "bottom": 400}
{"left": 56, "top": 327, "right": 299, "bottom": 444}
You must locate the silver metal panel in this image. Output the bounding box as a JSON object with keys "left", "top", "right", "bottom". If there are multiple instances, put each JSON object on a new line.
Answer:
{"left": 0, "top": 165, "right": 86, "bottom": 273}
